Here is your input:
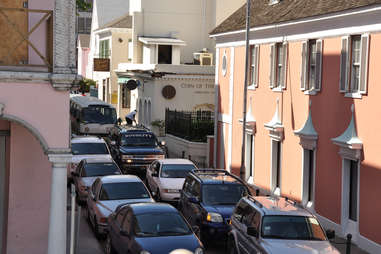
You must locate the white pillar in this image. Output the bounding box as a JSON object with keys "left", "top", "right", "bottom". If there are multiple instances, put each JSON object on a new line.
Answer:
{"left": 47, "top": 153, "right": 72, "bottom": 254}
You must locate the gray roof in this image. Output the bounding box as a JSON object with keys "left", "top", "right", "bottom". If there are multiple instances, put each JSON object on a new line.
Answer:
{"left": 211, "top": 0, "right": 381, "bottom": 35}
{"left": 94, "top": 0, "right": 130, "bottom": 29}
{"left": 96, "top": 14, "right": 132, "bottom": 31}
{"left": 78, "top": 34, "right": 90, "bottom": 48}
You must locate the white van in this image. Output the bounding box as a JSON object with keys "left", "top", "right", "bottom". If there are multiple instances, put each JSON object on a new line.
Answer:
{"left": 70, "top": 95, "right": 117, "bottom": 135}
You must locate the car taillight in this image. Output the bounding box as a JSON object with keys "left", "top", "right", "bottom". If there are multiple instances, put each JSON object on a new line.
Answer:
{"left": 99, "top": 217, "right": 107, "bottom": 223}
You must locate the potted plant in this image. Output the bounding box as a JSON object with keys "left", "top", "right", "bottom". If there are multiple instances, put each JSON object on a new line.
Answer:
{"left": 151, "top": 119, "right": 165, "bottom": 136}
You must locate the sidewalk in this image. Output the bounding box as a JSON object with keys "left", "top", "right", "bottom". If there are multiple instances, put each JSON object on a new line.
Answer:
{"left": 330, "top": 236, "right": 369, "bottom": 254}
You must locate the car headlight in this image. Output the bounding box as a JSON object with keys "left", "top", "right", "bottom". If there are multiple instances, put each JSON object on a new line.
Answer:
{"left": 206, "top": 212, "right": 223, "bottom": 223}
{"left": 195, "top": 247, "right": 204, "bottom": 254}
{"left": 140, "top": 251, "right": 151, "bottom": 254}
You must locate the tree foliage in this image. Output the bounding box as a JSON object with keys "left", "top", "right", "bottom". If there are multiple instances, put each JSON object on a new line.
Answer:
{"left": 76, "top": 0, "right": 92, "bottom": 12}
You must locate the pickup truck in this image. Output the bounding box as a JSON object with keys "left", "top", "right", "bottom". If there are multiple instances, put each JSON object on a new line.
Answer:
{"left": 105, "top": 126, "right": 166, "bottom": 177}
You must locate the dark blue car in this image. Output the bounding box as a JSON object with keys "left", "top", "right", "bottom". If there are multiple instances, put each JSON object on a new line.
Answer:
{"left": 178, "top": 169, "right": 250, "bottom": 246}
{"left": 106, "top": 203, "right": 204, "bottom": 254}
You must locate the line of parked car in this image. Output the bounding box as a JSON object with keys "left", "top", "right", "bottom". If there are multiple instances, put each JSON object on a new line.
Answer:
{"left": 68, "top": 125, "right": 341, "bottom": 254}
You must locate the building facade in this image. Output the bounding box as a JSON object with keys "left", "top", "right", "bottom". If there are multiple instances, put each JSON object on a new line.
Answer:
{"left": 0, "top": 0, "right": 78, "bottom": 253}
{"left": 211, "top": 0, "right": 381, "bottom": 253}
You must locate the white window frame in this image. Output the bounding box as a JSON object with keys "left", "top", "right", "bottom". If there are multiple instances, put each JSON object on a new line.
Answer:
{"left": 270, "top": 139, "right": 282, "bottom": 195}
{"left": 340, "top": 34, "right": 369, "bottom": 98}
{"left": 301, "top": 148, "right": 316, "bottom": 209}
{"left": 248, "top": 45, "right": 259, "bottom": 90}
{"left": 301, "top": 39, "right": 323, "bottom": 94}
{"left": 270, "top": 42, "right": 287, "bottom": 91}
{"left": 245, "top": 133, "right": 255, "bottom": 184}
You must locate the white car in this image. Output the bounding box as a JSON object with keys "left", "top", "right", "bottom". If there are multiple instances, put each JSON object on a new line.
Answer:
{"left": 146, "top": 159, "right": 197, "bottom": 202}
{"left": 69, "top": 136, "right": 112, "bottom": 181}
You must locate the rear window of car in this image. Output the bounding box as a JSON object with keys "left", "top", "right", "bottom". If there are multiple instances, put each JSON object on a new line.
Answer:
{"left": 82, "top": 163, "right": 121, "bottom": 177}
{"left": 72, "top": 143, "right": 109, "bottom": 155}
{"left": 99, "top": 182, "right": 150, "bottom": 200}
{"left": 202, "top": 184, "right": 248, "bottom": 206}
{"left": 160, "top": 164, "right": 196, "bottom": 178}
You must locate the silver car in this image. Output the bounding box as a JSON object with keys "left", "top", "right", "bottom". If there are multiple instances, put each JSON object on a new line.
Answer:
{"left": 228, "top": 196, "right": 340, "bottom": 254}
{"left": 72, "top": 158, "right": 122, "bottom": 204}
{"left": 86, "top": 175, "right": 154, "bottom": 238}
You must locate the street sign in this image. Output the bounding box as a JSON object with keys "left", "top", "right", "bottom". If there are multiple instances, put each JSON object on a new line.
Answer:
{"left": 93, "top": 58, "right": 110, "bottom": 71}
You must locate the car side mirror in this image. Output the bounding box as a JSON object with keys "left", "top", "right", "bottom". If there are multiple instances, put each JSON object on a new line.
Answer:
{"left": 247, "top": 226, "right": 259, "bottom": 238}
{"left": 120, "top": 229, "right": 130, "bottom": 237}
{"left": 326, "top": 229, "right": 335, "bottom": 239}
{"left": 189, "top": 197, "right": 200, "bottom": 204}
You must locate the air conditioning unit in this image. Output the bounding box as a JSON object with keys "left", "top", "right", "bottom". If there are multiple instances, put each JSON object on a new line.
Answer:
{"left": 193, "top": 52, "right": 213, "bottom": 66}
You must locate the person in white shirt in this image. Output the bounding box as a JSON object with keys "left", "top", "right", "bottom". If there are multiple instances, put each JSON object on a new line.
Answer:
{"left": 125, "top": 110, "right": 137, "bottom": 125}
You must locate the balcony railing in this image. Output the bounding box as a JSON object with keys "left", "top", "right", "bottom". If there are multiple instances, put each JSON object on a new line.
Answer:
{"left": 0, "top": 7, "right": 53, "bottom": 71}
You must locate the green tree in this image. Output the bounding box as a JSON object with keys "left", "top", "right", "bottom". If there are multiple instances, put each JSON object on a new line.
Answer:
{"left": 76, "top": 0, "right": 92, "bottom": 12}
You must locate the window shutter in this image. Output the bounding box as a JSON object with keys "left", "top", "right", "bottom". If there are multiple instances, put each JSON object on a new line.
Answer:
{"left": 281, "top": 42, "right": 288, "bottom": 89}
{"left": 339, "top": 36, "right": 350, "bottom": 92}
{"left": 300, "top": 41, "right": 308, "bottom": 91}
{"left": 359, "top": 34, "right": 369, "bottom": 94}
{"left": 315, "top": 39, "right": 323, "bottom": 91}
{"left": 269, "top": 44, "right": 275, "bottom": 88}
{"left": 254, "top": 45, "right": 260, "bottom": 87}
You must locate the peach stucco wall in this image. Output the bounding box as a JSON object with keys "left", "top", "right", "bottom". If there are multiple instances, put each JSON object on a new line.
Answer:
{"left": 0, "top": 82, "right": 70, "bottom": 148}
{"left": 218, "top": 48, "right": 231, "bottom": 115}
{"left": 216, "top": 32, "right": 381, "bottom": 245}
{"left": 7, "top": 122, "right": 51, "bottom": 254}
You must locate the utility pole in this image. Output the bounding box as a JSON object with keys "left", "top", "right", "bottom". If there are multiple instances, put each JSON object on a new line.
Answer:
{"left": 240, "top": 0, "right": 251, "bottom": 180}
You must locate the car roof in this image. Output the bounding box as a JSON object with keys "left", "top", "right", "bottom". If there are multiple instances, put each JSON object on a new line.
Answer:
{"left": 158, "top": 159, "right": 196, "bottom": 165}
{"left": 245, "top": 196, "right": 313, "bottom": 217}
{"left": 71, "top": 95, "right": 112, "bottom": 108}
{"left": 83, "top": 157, "right": 115, "bottom": 164}
{"left": 191, "top": 170, "right": 244, "bottom": 185}
{"left": 71, "top": 136, "right": 106, "bottom": 144}
{"left": 129, "top": 203, "right": 178, "bottom": 215}
{"left": 99, "top": 175, "right": 142, "bottom": 184}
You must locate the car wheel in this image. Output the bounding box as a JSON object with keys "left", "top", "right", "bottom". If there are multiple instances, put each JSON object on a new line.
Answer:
{"left": 105, "top": 235, "right": 116, "bottom": 254}
{"left": 227, "top": 237, "right": 238, "bottom": 254}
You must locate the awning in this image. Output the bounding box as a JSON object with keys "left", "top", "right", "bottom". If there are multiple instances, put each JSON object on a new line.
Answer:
{"left": 118, "top": 77, "right": 131, "bottom": 83}
{"left": 138, "top": 37, "right": 186, "bottom": 46}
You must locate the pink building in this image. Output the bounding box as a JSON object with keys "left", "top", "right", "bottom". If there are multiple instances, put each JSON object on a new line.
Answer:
{"left": 211, "top": 0, "right": 381, "bottom": 253}
{"left": 0, "top": 0, "right": 78, "bottom": 254}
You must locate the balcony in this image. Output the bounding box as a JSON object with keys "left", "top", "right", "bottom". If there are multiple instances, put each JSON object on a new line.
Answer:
{"left": 0, "top": 7, "right": 53, "bottom": 72}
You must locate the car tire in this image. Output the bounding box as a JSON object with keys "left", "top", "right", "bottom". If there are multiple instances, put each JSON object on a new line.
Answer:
{"left": 105, "top": 235, "right": 116, "bottom": 254}
{"left": 227, "top": 237, "right": 238, "bottom": 254}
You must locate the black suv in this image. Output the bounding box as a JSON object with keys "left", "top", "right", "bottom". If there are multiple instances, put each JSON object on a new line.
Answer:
{"left": 105, "top": 126, "right": 166, "bottom": 176}
{"left": 178, "top": 169, "right": 251, "bottom": 246}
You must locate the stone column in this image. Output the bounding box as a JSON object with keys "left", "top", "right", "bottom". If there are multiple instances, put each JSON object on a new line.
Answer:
{"left": 47, "top": 153, "right": 72, "bottom": 254}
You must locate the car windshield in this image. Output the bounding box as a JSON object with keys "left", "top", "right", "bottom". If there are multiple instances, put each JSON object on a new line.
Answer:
{"left": 261, "top": 215, "right": 326, "bottom": 241}
{"left": 81, "top": 105, "right": 117, "bottom": 124}
{"left": 99, "top": 182, "right": 150, "bottom": 200}
{"left": 82, "top": 163, "right": 120, "bottom": 177}
{"left": 160, "top": 164, "right": 196, "bottom": 178}
{"left": 72, "top": 143, "right": 109, "bottom": 155}
{"left": 134, "top": 212, "right": 192, "bottom": 237}
{"left": 202, "top": 184, "right": 248, "bottom": 206}
{"left": 121, "top": 133, "right": 157, "bottom": 147}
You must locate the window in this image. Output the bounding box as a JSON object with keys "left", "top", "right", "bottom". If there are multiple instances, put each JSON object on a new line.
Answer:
{"left": 340, "top": 34, "right": 369, "bottom": 96}
{"left": 77, "top": 17, "right": 92, "bottom": 34}
{"left": 302, "top": 149, "right": 315, "bottom": 206}
{"left": 301, "top": 40, "right": 323, "bottom": 92}
{"left": 99, "top": 39, "right": 110, "bottom": 58}
{"left": 245, "top": 134, "right": 254, "bottom": 181}
{"left": 122, "top": 85, "right": 130, "bottom": 108}
{"left": 349, "top": 160, "right": 358, "bottom": 221}
{"left": 158, "top": 45, "right": 172, "bottom": 64}
{"left": 249, "top": 45, "right": 259, "bottom": 88}
{"left": 271, "top": 140, "right": 281, "bottom": 194}
{"left": 270, "top": 43, "right": 287, "bottom": 90}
